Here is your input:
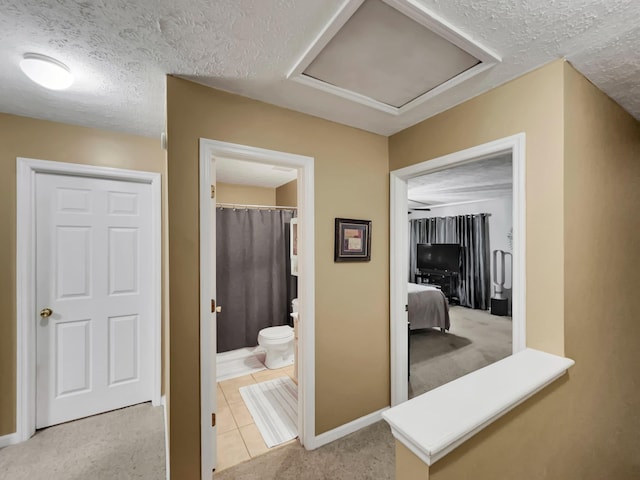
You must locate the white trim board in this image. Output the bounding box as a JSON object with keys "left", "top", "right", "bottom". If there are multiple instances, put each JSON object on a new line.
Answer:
{"left": 389, "top": 133, "right": 527, "bottom": 406}
{"left": 162, "top": 395, "right": 170, "bottom": 480}
{"left": 383, "top": 349, "right": 574, "bottom": 465}
{"left": 288, "top": 0, "right": 500, "bottom": 115}
{"left": 15, "top": 158, "right": 162, "bottom": 445}
{"left": 0, "top": 432, "right": 20, "bottom": 449}
{"left": 312, "top": 407, "right": 389, "bottom": 449}
{"left": 198, "top": 139, "right": 316, "bottom": 478}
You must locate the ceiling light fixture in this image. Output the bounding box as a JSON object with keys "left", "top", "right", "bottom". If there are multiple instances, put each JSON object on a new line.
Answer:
{"left": 20, "top": 53, "right": 74, "bottom": 90}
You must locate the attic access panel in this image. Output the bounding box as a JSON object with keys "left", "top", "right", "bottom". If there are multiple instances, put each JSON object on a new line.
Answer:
{"left": 289, "top": 0, "right": 500, "bottom": 115}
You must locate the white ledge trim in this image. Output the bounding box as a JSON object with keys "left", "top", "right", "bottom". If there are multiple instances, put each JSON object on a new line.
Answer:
{"left": 382, "top": 348, "right": 574, "bottom": 465}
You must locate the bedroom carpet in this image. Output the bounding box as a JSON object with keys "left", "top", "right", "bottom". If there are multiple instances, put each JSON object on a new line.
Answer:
{"left": 409, "top": 305, "right": 512, "bottom": 398}
{"left": 214, "top": 420, "right": 394, "bottom": 480}
{"left": 0, "top": 402, "right": 165, "bottom": 480}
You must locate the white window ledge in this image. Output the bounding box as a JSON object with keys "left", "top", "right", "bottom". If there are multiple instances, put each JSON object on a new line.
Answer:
{"left": 382, "top": 348, "right": 574, "bottom": 466}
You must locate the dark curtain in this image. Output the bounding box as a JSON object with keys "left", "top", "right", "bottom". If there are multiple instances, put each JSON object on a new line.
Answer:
{"left": 409, "top": 214, "right": 491, "bottom": 309}
{"left": 216, "top": 208, "right": 295, "bottom": 352}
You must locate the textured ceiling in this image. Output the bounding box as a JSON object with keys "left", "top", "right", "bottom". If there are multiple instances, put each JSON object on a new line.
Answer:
{"left": 408, "top": 154, "right": 512, "bottom": 207}
{"left": 0, "top": 0, "right": 638, "bottom": 138}
{"left": 216, "top": 157, "right": 297, "bottom": 189}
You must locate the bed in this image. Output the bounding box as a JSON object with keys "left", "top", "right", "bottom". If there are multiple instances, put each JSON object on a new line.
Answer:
{"left": 408, "top": 282, "right": 450, "bottom": 331}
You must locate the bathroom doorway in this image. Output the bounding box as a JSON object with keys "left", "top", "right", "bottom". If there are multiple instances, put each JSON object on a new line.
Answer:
{"left": 214, "top": 159, "right": 299, "bottom": 472}
{"left": 198, "top": 139, "right": 316, "bottom": 479}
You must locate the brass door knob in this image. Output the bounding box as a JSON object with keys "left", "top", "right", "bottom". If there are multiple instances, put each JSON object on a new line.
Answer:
{"left": 40, "top": 308, "right": 53, "bottom": 318}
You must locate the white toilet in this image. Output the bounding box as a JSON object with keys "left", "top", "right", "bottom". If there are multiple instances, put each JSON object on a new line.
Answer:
{"left": 258, "top": 325, "right": 294, "bottom": 369}
{"left": 257, "top": 297, "right": 297, "bottom": 369}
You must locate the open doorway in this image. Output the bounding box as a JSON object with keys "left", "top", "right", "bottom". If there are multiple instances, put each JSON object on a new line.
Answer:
{"left": 407, "top": 153, "right": 513, "bottom": 398}
{"left": 198, "top": 140, "right": 315, "bottom": 479}
{"left": 214, "top": 157, "right": 299, "bottom": 471}
{"left": 390, "top": 134, "right": 526, "bottom": 406}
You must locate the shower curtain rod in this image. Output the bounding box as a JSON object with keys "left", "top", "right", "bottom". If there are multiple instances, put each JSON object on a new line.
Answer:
{"left": 216, "top": 202, "right": 297, "bottom": 210}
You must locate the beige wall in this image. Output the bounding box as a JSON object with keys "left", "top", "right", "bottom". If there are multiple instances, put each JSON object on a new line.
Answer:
{"left": 390, "top": 60, "right": 566, "bottom": 355}
{"left": 396, "top": 63, "right": 640, "bottom": 479}
{"left": 276, "top": 179, "right": 298, "bottom": 207}
{"left": 560, "top": 62, "right": 640, "bottom": 478}
{"left": 0, "top": 113, "right": 167, "bottom": 436}
{"left": 396, "top": 441, "right": 429, "bottom": 480}
{"left": 216, "top": 182, "right": 275, "bottom": 205}
{"left": 167, "top": 77, "right": 389, "bottom": 478}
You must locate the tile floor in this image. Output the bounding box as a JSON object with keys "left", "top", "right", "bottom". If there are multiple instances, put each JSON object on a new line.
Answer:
{"left": 216, "top": 364, "right": 297, "bottom": 472}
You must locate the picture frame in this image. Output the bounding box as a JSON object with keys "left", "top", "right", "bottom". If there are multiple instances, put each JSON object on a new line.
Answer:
{"left": 334, "top": 218, "right": 371, "bottom": 262}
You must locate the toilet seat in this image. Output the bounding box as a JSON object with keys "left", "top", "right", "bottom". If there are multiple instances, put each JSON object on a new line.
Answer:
{"left": 259, "top": 325, "right": 293, "bottom": 341}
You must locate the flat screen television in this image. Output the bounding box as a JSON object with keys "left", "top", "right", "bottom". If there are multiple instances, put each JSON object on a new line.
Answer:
{"left": 417, "top": 243, "right": 461, "bottom": 272}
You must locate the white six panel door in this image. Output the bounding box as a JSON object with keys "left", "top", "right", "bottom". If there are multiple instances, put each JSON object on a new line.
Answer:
{"left": 36, "top": 173, "right": 153, "bottom": 428}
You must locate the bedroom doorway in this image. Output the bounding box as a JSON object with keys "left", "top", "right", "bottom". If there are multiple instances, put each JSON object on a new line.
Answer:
{"left": 390, "top": 134, "right": 526, "bottom": 406}
{"left": 198, "top": 140, "right": 316, "bottom": 479}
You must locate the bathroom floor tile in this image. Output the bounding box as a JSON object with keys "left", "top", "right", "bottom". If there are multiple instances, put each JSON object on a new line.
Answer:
{"left": 219, "top": 374, "right": 256, "bottom": 404}
{"left": 217, "top": 385, "right": 228, "bottom": 408}
{"left": 217, "top": 401, "right": 237, "bottom": 434}
{"left": 216, "top": 429, "right": 250, "bottom": 472}
{"left": 229, "top": 400, "right": 254, "bottom": 428}
{"left": 251, "top": 368, "right": 289, "bottom": 383}
{"left": 239, "top": 424, "right": 269, "bottom": 458}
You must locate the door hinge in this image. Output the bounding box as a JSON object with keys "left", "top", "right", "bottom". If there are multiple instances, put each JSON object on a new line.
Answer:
{"left": 211, "top": 299, "right": 215, "bottom": 313}
{"left": 211, "top": 413, "right": 216, "bottom": 427}
{"left": 211, "top": 185, "right": 215, "bottom": 199}
{"left": 405, "top": 304, "right": 409, "bottom": 312}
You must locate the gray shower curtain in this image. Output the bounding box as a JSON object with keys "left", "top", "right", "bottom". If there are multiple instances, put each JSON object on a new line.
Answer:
{"left": 216, "top": 208, "right": 296, "bottom": 353}
{"left": 409, "top": 214, "right": 491, "bottom": 309}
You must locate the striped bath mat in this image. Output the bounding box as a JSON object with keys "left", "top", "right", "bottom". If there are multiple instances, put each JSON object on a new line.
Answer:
{"left": 239, "top": 377, "right": 298, "bottom": 448}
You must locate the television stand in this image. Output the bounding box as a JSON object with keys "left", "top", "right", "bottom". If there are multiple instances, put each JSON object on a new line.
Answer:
{"left": 415, "top": 269, "right": 459, "bottom": 304}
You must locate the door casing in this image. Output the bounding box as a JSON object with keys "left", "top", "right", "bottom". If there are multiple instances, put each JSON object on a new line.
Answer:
{"left": 15, "top": 158, "right": 162, "bottom": 443}
{"left": 199, "top": 139, "right": 315, "bottom": 479}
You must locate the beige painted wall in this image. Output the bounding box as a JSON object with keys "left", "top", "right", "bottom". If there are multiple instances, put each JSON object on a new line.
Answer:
{"left": 167, "top": 77, "right": 389, "bottom": 478}
{"left": 216, "top": 182, "right": 275, "bottom": 205}
{"left": 0, "top": 113, "right": 167, "bottom": 437}
{"left": 276, "top": 179, "right": 298, "bottom": 207}
{"left": 559, "top": 62, "right": 640, "bottom": 479}
{"left": 395, "top": 63, "right": 640, "bottom": 479}
{"left": 390, "top": 60, "right": 566, "bottom": 355}
{"left": 396, "top": 441, "right": 429, "bottom": 480}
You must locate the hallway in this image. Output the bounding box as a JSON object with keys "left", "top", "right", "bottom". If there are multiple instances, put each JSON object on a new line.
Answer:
{"left": 0, "top": 403, "right": 165, "bottom": 480}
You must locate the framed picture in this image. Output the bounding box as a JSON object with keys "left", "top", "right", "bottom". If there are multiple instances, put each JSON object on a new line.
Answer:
{"left": 334, "top": 218, "right": 371, "bottom": 262}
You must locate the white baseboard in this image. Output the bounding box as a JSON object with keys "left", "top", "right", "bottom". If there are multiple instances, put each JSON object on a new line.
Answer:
{"left": 307, "top": 406, "right": 389, "bottom": 450}
{"left": 0, "top": 432, "right": 19, "bottom": 448}
{"left": 162, "top": 396, "right": 170, "bottom": 480}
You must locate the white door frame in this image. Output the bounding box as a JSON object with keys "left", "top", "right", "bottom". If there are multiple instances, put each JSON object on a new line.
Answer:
{"left": 199, "top": 139, "right": 315, "bottom": 479}
{"left": 390, "top": 134, "right": 527, "bottom": 406}
{"left": 15, "top": 157, "right": 162, "bottom": 443}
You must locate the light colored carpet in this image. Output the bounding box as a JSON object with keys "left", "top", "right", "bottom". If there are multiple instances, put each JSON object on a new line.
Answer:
{"left": 0, "top": 403, "right": 165, "bottom": 480}
{"left": 215, "top": 420, "right": 394, "bottom": 480}
{"left": 217, "top": 347, "right": 266, "bottom": 381}
{"left": 240, "top": 377, "right": 298, "bottom": 448}
{"left": 409, "top": 306, "right": 512, "bottom": 398}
